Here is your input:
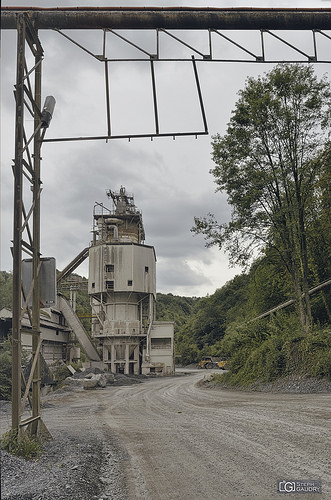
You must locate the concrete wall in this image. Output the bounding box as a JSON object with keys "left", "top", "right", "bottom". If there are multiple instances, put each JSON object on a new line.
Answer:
{"left": 144, "top": 321, "right": 175, "bottom": 376}
{"left": 88, "top": 243, "right": 156, "bottom": 294}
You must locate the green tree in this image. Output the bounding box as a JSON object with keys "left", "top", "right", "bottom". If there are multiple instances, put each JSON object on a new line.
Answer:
{"left": 306, "top": 144, "right": 331, "bottom": 322}
{"left": 156, "top": 293, "right": 197, "bottom": 328}
{"left": 193, "top": 64, "right": 331, "bottom": 333}
{"left": 0, "top": 339, "right": 12, "bottom": 400}
{"left": 245, "top": 250, "right": 292, "bottom": 318}
{"left": 0, "top": 271, "right": 13, "bottom": 310}
{"left": 175, "top": 274, "right": 250, "bottom": 361}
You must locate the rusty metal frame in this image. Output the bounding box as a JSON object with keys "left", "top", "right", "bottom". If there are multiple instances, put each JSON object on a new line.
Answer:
{"left": 11, "top": 13, "right": 52, "bottom": 435}
{"left": 44, "top": 28, "right": 209, "bottom": 143}
{"left": 57, "top": 25, "right": 331, "bottom": 64}
{"left": 41, "top": 25, "right": 330, "bottom": 144}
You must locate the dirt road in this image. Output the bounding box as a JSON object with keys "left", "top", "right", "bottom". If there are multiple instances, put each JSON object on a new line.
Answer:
{"left": 38, "top": 370, "right": 331, "bottom": 499}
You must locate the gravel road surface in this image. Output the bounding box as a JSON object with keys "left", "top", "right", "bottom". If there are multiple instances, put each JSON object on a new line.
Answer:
{"left": 1, "top": 370, "right": 331, "bottom": 499}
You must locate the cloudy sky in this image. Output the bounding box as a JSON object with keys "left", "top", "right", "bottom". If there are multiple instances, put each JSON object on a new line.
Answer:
{"left": 1, "top": 1, "right": 330, "bottom": 296}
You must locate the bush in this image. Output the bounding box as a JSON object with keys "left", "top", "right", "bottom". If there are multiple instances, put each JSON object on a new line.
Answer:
{"left": 215, "top": 314, "right": 331, "bottom": 387}
{"left": 0, "top": 347, "right": 12, "bottom": 400}
{"left": 52, "top": 364, "right": 72, "bottom": 388}
{"left": 238, "top": 336, "right": 286, "bottom": 384}
{"left": 1, "top": 429, "right": 43, "bottom": 460}
{"left": 179, "top": 344, "right": 200, "bottom": 365}
{"left": 0, "top": 338, "right": 39, "bottom": 401}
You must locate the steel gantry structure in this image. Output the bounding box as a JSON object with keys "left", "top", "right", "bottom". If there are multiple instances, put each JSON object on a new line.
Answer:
{"left": 1, "top": 6, "right": 331, "bottom": 435}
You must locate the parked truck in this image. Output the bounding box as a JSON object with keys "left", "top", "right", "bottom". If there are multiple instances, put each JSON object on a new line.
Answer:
{"left": 197, "top": 356, "right": 227, "bottom": 370}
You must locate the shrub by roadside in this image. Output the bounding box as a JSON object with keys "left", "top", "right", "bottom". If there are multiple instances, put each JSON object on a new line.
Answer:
{"left": 212, "top": 317, "right": 331, "bottom": 389}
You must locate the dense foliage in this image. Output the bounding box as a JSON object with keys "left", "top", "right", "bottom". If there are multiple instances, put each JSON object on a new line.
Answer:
{"left": 193, "top": 64, "right": 331, "bottom": 333}
{"left": 0, "top": 271, "right": 13, "bottom": 311}
{"left": 0, "top": 339, "right": 13, "bottom": 400}
{"left": 217, "top": 315, "right": 331, "bottom": 386}
{"left": 173, "top": 260, "right": 330, "bottom": 383}
{"left": 156, "top": 293, "right": 197, "bottom": 327}
{"left": 0, "top": 338, "right": 29, "bottom": 400}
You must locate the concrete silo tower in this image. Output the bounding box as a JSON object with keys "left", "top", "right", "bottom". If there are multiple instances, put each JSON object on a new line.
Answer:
{"left": 88, "top": 187, "right": 174, "bottom": 375}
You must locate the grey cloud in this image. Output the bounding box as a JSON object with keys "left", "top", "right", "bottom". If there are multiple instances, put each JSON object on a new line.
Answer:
{"left": 157, "top": 258, "right": 212, "bottom": 289}
{"left": 2, "top": 0, "right": 329, "bottom": 295}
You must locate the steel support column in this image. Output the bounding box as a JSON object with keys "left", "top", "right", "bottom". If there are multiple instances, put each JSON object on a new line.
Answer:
{"left": 31, "top": 37, "right": 42, "bottom": 436}
{"left": 11, "top": 13, "right": 49, "bottom": 436}
{"left": 11, "top": 13, "right": 25, "bottom": 432}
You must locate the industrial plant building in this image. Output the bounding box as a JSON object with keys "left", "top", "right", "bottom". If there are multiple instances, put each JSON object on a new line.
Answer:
{"left": 1, "top": 187, "right": 174, "bottom": 377}
{"left": 88, "top": 187, "right": 174, "bottom": 376}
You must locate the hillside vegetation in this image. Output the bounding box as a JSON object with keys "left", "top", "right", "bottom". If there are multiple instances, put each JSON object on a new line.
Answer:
{"left": 160, "top": 254, "right": 331, "bottom": 387}
{"left": 188, "top": 64, "right": 331, "bottom": 387}
{"left": 1, "top": 258, "right": 330, "bottom": 388}
{"left": 1, "top": 63, "right": 330, "bottom": 389}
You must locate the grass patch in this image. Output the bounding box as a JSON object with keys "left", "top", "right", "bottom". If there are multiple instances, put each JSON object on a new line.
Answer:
{"left": 1, "top": 429, "right": 43, "bottom": 460}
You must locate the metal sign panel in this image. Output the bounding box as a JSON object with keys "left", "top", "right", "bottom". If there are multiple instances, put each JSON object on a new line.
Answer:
{"left": 22, "top": 257, "right": 57, "bottom": 308}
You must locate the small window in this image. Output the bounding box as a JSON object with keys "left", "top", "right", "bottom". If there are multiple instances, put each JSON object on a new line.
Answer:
{"left": 91, "top": 282, "right": 95, "bottom": 288}
{"left": 151, "top": 338, "right": 172, "bottom": 350}
{"left": 105, "top": 264, "right": 114, "bottom": 272}
{"left": 145, "top": 266, "right": 149, "bottom": 273}
{"left": 128, "top": 280, "right": 133, "bottom": 286}
{"left": 106, "top": 280, "right": 114, "bottom": 290}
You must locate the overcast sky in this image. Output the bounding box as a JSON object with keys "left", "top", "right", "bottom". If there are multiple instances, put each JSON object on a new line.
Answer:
{"left": 1, "top": 1, "right": 330, "bottom": 296}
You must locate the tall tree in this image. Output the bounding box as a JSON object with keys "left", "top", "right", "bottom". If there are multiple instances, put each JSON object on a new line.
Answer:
{"left": 193, "top": 64, "right": 331, "bottom": 333}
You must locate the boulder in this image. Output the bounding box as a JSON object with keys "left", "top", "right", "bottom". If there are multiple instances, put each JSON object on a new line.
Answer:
{"left": 97, "top": 374, "right": 108, "bottom": 388}
{"left": 83, "top": 374, "right": 99, "bottom": 390}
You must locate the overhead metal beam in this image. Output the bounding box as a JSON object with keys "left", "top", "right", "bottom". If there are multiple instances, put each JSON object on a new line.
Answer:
{"left": 1, "top": 7, "right": 331, "bottom": 31}
{"left": 56, "top": 248, "right": 89, "bottom": 285}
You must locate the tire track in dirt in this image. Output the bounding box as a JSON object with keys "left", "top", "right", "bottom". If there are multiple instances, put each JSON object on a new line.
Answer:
{"left": 95, "top": 373, "right": 331, "bottom": 499}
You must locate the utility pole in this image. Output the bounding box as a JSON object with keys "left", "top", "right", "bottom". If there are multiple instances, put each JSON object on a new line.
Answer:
{"left": 11, "top": 13, "right": 25, "bottom": 432}
{"left": 11, "top": 13, "right": 55, "bottom": 435}
{"left": 30, "top": 38, "right": 42, "bottom": 436}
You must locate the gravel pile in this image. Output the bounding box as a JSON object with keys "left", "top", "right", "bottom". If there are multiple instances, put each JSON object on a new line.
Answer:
{"left": 1, "top": 431, "right": 129, "bottom": 500}
{"left": 202, "top": 373, "right": 331, "bottom": 393}
{"left": 62, "top": 368, "right": 148, "bottom": 389}
{"left": 1, "top": 433, "right": 129, "bottom": 500}
{"left": 248, "top": 374, "right": 331, "bottom": 393}
{"left": 0, "top": 370, "right": 145, "bottom": 500}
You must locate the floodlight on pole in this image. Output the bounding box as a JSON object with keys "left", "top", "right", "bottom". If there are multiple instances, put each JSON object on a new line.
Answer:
{"left": 41, "top": 96, "right": 56, "bottom": 128}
